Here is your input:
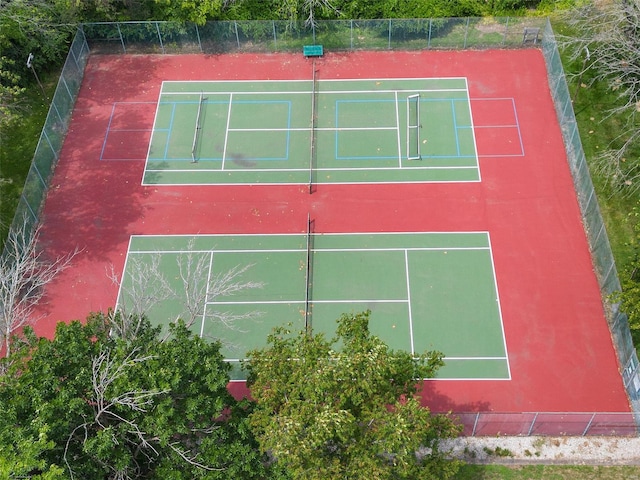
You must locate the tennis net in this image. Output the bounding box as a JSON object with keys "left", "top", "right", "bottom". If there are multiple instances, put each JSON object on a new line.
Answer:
{"left": 304, "top": 214, "right": 314, "bottom": 332}
{"left": 407, "top": 94, "right": 421, "bottom": 160}
{"left": 191, "top": 91, "right": 205, "bottom": 163}
{"left": 309, "top": 62, "right": 318, "bottom": 193}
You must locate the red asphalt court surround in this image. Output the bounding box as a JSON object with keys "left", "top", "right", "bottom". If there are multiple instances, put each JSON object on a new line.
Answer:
{"left": 36, "top": 50, "right": 631, "bottom": 414}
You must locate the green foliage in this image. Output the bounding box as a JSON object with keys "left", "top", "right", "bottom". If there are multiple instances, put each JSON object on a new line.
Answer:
{"left": 222, "top": 0, "right": 546, "bottom": 21}
{"left": 0, "top": 1, "right": 75, "bottom": 78}
{"left": 454, "top": 464, "right": 640, "bottom": 479}
{"left": 246, "top": 311, "right": 462, "bottom": 480}
{"left": 0, "top": 312, "right": 269, "bottom": 479}
{"left": 0, "top": 426, "right": 65, "bottom": 479}
{"left": 150, "top": 0, "right": 228, "bottom": 24}
{"left": 0, "top": 68, "right": 54, "bottom": 249}
{"left": 612, "top": 202, "right": 640, "bottom": 347}
{"left": 0, "top": 56, "right": 26, "bottom": 129}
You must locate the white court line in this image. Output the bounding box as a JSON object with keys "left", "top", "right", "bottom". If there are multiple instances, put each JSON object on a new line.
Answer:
{"left": 162, "top": 88, "right": 468, "bottom": 96}
{"left": 162, "top": 77, "right": 468, "bottom": 84}
{"left": 208, "top": 300, "right": 305, "bottom": 305}
{"left": 129, "top": 248, "right": 305, "bottom": 255}
{"left": 128, "top": 246, "right": 489, "bottom": 255}
{"left": 162, "top": 77, "right": 466, "bottom": 84}
{"left": 465, "top": 77, "right": 481, "bottom": 183}
{"left": 394, "top": 91, "right": 402, "bottom": 167}
{"left": 221, "top": 92, "right": 233, "bottom": 171}
{"left": 488, "top": 231, "right": 511, "bottom": 380}
{"left": 200, "top": 251, "right": 215, "bottom": 338}
{"left": 208, "top": 299, "right": 408, "bottom": 305}
{"left": 144, "top": 164, "right": 477, "bottom": 174}
{"left": 128, "top": 231, "right": 490, "bottom": 239}
{"left": 114, "top": 236, "right": 135, "bottom": 312}
{"left": 227, "top": 126, "right": 398, "bottom": 132}
{"left": 445, "top": 356, "right": 508, "bottom": 360}
{"left": 142, "top": 179, "right": 482, "bottom": 187}
{"left": 404, "top": 249, "right": 415, "bottom": 355}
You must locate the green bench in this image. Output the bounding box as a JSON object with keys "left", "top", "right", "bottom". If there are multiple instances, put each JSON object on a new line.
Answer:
{"left": 303, "top": 45, "right": 324, "bottom": 57}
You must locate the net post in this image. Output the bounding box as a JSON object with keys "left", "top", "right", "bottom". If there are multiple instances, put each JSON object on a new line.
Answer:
{"left": 191, "top": 91, "right": 205, "bottom": 163}
{"left": 309, "top": 61, "right": 318, "bottom": 194}
{"left": 304, "top": 214, "right": 314, "bottom": 333}
{"left": 406, "top": 94, "right": 421, "bottom": 160}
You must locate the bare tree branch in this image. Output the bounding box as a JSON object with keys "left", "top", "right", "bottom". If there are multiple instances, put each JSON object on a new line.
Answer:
{"left": 167, "top": 441, "right": 226, "bottom": 472}
{"left": 176, "top": 237, "right": 211, "bottom": 327}
{"left": 108, "top": 253, "right": 175, "bottom": 340}
{"left": 64, "top": 347, "right": 169, "bottom": 479}
{"left": 112, "top": 238, "right": 265, "bottom": 341}
{"left": 303, "top": 0, "right": 339, "bottom": 28}
{"left": 0, "top": 215, "right": 79, "bottom": 357}
{"left": 560, "top": 0, "right": 640, "bottom": 195}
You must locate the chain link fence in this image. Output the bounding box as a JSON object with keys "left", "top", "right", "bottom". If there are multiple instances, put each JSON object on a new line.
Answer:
{"left": 81, "top": 17, "right": 548, "bottom": 54}
{"left": 5, "top": 17, "right": 639, "bottom": 434}
{"left": 541, "top": 20, "right": 640, "bottom": 416}
{"left": 450, "top": 411, "right": 640, "bottom": 436}
{"left": 5, "top": 28, "right": 90, "bottom": 252}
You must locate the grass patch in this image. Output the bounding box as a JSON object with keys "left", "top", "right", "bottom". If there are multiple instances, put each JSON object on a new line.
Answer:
{"left": 455, "top": 464, "right": 640, "bottom": 479}
{"left": 0, "top": 74, "right": 58, "bottom": 249}
{"left": 553, "top": 19, "right": 640, "bottom": 271}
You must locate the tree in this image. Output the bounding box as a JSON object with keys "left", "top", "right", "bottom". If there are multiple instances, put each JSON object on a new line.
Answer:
{"left": 245, "top": 310, "right": 462, "bottom": 480}
{"left": 561, "top": 0, "right": 640, "bottom": 195}
{"left": 0, "top": 0, "right": 75, "bottom": 74}
{"left": 0, "top": 313, "right": 271, "bottom": 479}
{"left": 0, "top": 215, "right": 78, "bottom": 358}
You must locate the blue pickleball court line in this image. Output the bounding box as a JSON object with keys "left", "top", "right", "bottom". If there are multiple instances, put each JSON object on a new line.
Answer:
{"left": 162, "top": 103, "right": 177, "bottom": 161}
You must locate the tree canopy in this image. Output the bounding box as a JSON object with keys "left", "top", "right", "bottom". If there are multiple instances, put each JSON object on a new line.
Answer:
{"left": 246, "top": 310, "right": 462, "bottom": 480}
{"left": 0, "top": 313, "right": 270, "bottom": 479}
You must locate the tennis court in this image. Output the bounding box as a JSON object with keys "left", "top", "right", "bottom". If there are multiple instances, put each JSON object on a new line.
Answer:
{"left": 37, "top": 49, "right": 634, "bottom": 415}
{"left": 143, "top": 77, "right": 480, "bottom": 185}
{"left": 117, "top": 231, "right": 508, "bottom": 381}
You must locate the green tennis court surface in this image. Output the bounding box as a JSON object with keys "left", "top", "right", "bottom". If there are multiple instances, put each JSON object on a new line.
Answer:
{"left": 117, "top": 232, "right": 508, "bottom": 380}
{"left": 143, "top": 78, "right": 479, "bottom": 185}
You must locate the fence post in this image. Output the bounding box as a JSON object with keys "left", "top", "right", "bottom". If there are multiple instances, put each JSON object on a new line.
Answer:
{"left": 464, "top": 17, "right": 470, "bottom": 49}
{"left": 234, "top": 21, "right": 240, "bottom": 49}
{"left": 527, "top": 412, "right": 539, "bottom": 436}
{"left": 155, "top": 22, "right": 165, "bottom": 54}
{"left": 350, "top": 20, "right": 354, "bottom": 50}
{"left": 195, "top": 24, "right": 203, "bottom": 52}
{"left": 582, "top": 413, "right": 596, "bottom": 436}
{"left": 427, "top": 19, "right": 432, "bottom": 48}
{"left": 79, "top": 26, "right": 89, "bottom": 58}
{"left": 116, "top": 23, "right": 126, "bottom": 53}
{"left": 472, "top": 412, "right": 480, "bottom": 436}
{"left": 503, "top": 17, "right": 510, "bottom": 45}
{"left": 272, "top": 21, "right": 277, "bottom": 50}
